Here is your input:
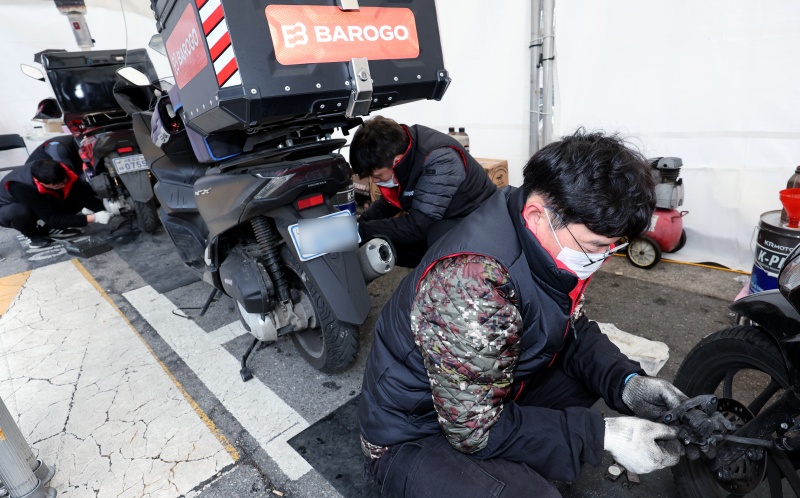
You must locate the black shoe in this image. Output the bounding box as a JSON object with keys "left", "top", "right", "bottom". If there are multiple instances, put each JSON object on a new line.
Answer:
{"left": 28, "top": 235, "right": 53, "bottom": 248}
{"left": 43, "top": 226, "right": 82, "bottom": 239}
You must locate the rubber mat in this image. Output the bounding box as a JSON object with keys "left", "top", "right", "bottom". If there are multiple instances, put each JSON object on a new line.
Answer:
{"left": 288, "top": 395, "right": 380, "bottom": 498}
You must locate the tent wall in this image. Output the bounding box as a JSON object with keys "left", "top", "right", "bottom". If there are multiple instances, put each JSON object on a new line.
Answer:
{"left": 555, "top": 1, "right": 800, "bottom": 271}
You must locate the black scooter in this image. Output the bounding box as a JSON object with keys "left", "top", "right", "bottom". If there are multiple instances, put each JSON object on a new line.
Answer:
{"left": 667, "top": 243, "right": 800, "bottom": 496}
{"left": 122, "top": 68, "right": 395, "bottom": 378}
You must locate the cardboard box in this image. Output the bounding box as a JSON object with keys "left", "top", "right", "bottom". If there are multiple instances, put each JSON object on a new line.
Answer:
{"left": 475, "top": 158, "right": 509, "bottom": 189}
{"left": 352, "top": 174, "right": 371, "bottom": 198}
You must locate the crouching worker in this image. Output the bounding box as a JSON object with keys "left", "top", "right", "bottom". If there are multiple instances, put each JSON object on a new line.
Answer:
{"left": 358, "top": 130, "right": 688, "bottom": 497}
{"left": 0, "top": 159, "right": 114, "bottom": 248}
{"left": 350, "top": 116, "right": 496, "bottom": 268}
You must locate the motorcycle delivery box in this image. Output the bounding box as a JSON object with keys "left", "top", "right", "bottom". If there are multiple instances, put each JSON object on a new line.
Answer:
{"left": 150, "top": 0, "right": 450, "bottom": 139}
{"left": 40, "top": 49, "right": 158, "bottom": 122}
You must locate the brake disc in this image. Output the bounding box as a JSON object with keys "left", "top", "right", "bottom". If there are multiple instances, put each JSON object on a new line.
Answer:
{"left": 713, "top": 398, "right": 767, "bottom": 495}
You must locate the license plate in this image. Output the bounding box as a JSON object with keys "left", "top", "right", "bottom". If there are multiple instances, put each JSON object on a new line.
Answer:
{"left": 289, "top": 211, "right": 360, "bottom": 262}
{"left": 112, "top": 154, "right": 148, "bottom": 174}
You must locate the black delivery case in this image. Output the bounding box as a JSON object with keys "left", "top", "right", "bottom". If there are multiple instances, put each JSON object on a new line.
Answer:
{"left": 150, "top": 0, "right": 450, "bottom": 136}
{"left": 40, "top": 49, "right": 158, "bottom": 120}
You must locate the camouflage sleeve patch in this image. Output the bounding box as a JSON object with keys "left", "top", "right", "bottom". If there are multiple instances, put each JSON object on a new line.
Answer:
{"left": 411, "top": 254, "right": 522, "bottom": 454}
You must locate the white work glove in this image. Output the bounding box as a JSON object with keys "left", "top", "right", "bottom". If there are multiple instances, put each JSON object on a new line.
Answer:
{"left": 621, "top": 374, "right": 689, "bottom": 421}
{"left": 81, "top": 208, "right": 94, "bottom": 215}
{"left": 604, "top": 417, "right": 683, "bottom": 474}
{"left": 102, "top": 198, "right": 122, "bottom": 216}
{"left": 93, "top": 211, "right": 114, "bottom": 224}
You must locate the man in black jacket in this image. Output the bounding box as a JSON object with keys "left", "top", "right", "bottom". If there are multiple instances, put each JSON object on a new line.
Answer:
{"left": 26, "top": 135, "right": 84, "bottom": 176}
{"left": 358, "top": 131, "right": 688, "bottom": 496}
{"left": 350, "top": 116, "right": 496, "bottom": 267}
{"left": 0, "top": 160, "right": 113, "bottom": 248}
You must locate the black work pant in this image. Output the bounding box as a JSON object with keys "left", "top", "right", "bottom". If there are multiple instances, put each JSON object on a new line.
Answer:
{"left": 0, "top": 203, "right": 41, "bottom": 238}
{"left": 364, "top": 364, "right": 598, "bottom": 498}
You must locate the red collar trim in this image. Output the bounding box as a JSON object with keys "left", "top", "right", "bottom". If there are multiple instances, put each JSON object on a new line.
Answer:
{"left": 33, "top": 164, "right": 78, "bottom": 199}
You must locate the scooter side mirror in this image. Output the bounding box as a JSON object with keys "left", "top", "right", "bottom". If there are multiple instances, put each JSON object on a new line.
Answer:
{"left": 20, "top": 64, "right": 45, "bottom": 81}
{"left": 117, "top": 66, "right": 151, "bottom": 87}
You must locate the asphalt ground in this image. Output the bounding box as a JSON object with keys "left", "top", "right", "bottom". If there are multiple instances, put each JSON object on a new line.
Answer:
{"left": 0, "top": 214, "right": 769, "bottom": 498}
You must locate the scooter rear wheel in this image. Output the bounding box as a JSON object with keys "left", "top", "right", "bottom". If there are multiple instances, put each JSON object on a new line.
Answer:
{"left": 672, "top": 325, "right": 792, "bottom": 497}
{"left": 287, "top": 270, "right": 359, "bottom": 374}
{"left": 134, "top": 199, "right": 160, "bottom": 233}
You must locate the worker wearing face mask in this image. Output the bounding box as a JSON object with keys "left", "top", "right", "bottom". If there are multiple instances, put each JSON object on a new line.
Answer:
{"left": 349, "top": 116, "right": 496, "bottom": 267}
{"left": 358, "top": 130, "right": 688, "bottom": 497}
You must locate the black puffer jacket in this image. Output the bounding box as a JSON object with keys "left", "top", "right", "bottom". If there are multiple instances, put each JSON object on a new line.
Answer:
{"left": 26, "top": 135, "right": 83, "bottom": 174}
{"left": 358, "top": 125, "right": 496, "bottom": 244}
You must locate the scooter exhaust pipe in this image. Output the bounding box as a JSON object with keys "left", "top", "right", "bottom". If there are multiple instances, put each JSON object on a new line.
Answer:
{"left": 359, "top": 237, "right": 395, "bottom": 283}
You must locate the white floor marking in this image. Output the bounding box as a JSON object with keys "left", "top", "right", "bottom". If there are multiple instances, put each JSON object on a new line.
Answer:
{"left": 123, "top": 285, "right": 313, "bottom": 480}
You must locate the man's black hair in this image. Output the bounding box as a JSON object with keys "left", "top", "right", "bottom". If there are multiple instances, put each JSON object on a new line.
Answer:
{"left": 349, "top": 116, "right": 410, "bottom": 177}
{"left": 30, "top": 160, "right": 68, "bottom": 185}
{"left": 522, "top": 129, "right": 656, "bottom": 238}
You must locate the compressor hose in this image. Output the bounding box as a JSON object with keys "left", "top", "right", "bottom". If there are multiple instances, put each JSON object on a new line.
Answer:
{"left": 251, "top": 216, "right": 291, "bottom": 303}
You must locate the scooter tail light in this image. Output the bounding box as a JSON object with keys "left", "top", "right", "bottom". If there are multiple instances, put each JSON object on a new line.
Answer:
{"left": 117, "top": 146, "right": 134, "bottom": 154}
{"left": 253, "top": 171, "right": 294, "bottom": 200}
{"left": 297, "top": 194, "right": 324, "bottom": 210}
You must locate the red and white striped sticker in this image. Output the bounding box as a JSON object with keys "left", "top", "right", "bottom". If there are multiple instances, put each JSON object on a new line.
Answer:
{"left": 195, "top": 0, "right": 241, "bottom": 88}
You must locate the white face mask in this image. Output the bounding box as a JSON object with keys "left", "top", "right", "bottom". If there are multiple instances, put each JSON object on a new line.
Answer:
{"left": 375, "top": 176, "right": 398, "bottom": 188}
{"left": 544, "top": 209, "right": 617, "bottom": 280}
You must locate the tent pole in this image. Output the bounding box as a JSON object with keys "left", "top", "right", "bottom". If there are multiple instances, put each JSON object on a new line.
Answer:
{"left": 541, "top": 0, "right": 555, "bottom": 145}
{"left": 529, "top": 0, "right": 542, "bottom": 156}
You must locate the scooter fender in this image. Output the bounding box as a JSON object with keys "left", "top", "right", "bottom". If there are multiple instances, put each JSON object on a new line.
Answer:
{"left": 270, "top": 205, "right": 371, "bottom": 326}
{"left": 730, "top": 290, "right": 800, "bottom": 343}
{"left": 116, "top": 169, "right": 154, "bottom": 203}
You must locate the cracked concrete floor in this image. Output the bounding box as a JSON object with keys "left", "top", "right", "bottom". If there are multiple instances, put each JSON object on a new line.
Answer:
{"left": 0, "top": 261, "right": 235, "bottom": 497}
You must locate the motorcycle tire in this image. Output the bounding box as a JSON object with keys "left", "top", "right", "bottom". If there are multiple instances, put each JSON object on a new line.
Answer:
{"left": 287, "top": 270, "right": 359, "bottom": 374}
{"left": 672, "top": 325, "right": 791, "bottom": 497}
{"left": 134, "top": 199, "right": 160, "bottom": 233}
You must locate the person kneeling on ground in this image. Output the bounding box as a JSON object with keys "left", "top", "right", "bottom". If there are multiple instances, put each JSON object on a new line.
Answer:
{"left": 349, "top": 116, "right": 496, "bottom": 268}
{"left": 0, "top": 159, "right": 114, "bottom": 248}
{"left": 358, "top": 130, "right": 688, "bottom": 497}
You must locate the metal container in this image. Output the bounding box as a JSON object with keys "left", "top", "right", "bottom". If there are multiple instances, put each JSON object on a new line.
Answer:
{"left": 750, "top": 210, "right": 800, "bottom": 293}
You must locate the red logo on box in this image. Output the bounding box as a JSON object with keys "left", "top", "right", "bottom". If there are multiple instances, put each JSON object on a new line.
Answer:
{"left": 167, "top": 4, "right": 209, "bottom": 88}
{"left": 265, "top": 5, "right": 419, "bottom": 65}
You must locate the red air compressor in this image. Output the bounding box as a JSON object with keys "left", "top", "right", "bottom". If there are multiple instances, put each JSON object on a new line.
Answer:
{"left": 626, "top": 157, "right": 688, "bottom": 269}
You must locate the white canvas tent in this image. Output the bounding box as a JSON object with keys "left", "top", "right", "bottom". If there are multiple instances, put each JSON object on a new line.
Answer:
{"left": 1, "top": 0, "right": 798, "bottom": 272}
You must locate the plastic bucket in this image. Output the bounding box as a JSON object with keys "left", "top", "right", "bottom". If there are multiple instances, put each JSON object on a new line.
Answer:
{"left": 750, "top": 210, "right": 800, "bottom": 293}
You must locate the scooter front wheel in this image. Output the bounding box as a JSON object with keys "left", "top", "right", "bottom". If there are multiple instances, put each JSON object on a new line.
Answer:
{"left": 288, "top": 270, "right": 359, "bottom": 373}
{"left": 672, "top": 325, "right": 792, "bottom": 497}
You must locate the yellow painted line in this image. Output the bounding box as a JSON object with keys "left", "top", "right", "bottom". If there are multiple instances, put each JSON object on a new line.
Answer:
{"left": 0, "top": 271, "right": 32, "bottom": 317}
{"left": 0, "top": 427, "right": 5, "bottom": 441}
{"left": 612, "top": 253, "right": 751, "bottom": 275}
{"left": 70, "top": 259, "right": 240, "bottom": 462}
